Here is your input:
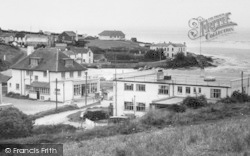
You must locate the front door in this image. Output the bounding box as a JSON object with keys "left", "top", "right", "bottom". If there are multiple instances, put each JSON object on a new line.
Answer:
{"left": 36, "top": 91, "right": 40, "bottom": 99}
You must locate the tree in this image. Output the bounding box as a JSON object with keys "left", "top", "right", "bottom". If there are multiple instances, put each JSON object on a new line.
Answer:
{"left": 0, "top": 107, "right": 33, "bottom": 139}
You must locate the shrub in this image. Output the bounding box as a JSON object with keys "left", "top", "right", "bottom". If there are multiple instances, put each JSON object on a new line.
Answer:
{"left": 84, "top": 110, "right": 109, "bottom": 121}
{"left": 33, "top": 124, "right": 77, "bottom": 135}
{"left": 164, "top": 104, "right": 186, "bottom": 113}
{"left": 0, "top": 107, "right": 33, "bottom": 139}
{"left": 182, "top": 95, "right": 207, "bottom": 109}
{"left": 231, "top": 91, "right": 249, "bottom": 103}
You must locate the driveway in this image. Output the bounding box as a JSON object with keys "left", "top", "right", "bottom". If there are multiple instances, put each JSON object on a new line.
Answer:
{"left": 2, "top": 96, "right": 61, "bottom": 115}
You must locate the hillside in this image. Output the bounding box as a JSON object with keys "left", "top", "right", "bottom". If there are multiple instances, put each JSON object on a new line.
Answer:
{"left": 0, "top": 43, "right": 24, "bottom": 71}
{"left": 64, "top": 115, "right": 250, "bottom": 156}
{"left": 86, "top": 39, "right": 145, "bottom": 49}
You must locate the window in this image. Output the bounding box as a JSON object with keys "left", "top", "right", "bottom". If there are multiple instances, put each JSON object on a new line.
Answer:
{"left": 65, "top": 59, "right": 74, "bottom": 67}
{"left": 70, "top": 71, "right": 74, "bottom": 78}
{"left": 136, "top": 84, "right": 145, "bottom": 92}
{"left": 25, "top": 85, "right": 30, "bottom": 90}
{"left": 158, "top": 85, "right": 169, "bottom": 95}
{"left": 74, "top": 85, "right": 81, "bottom": 96}
{"left": 124, "top": 83, "right": 133, "bottom": 91}
{"left": 194, "top": 87, "right": 197, "bottom": 93}
{"left": 124, "top": 101, "right": 133, "bottom": 110}
{"left": 210, "top": 89, "right": 221, "bottom": 98}
{"left": 167, "top": 48, "right": 169, "bottom": 51}
{"left": 30, "top": 58, "right": 39, "bottom": 66}
{"left": 35, "top": 76, "right": 38, "bottom": 81}
{"left": 90, "top": 83, "right": 97, "bottom": 93}
{"left": 16, "top": 84, "right": 19, "bottom": 90}
{"left": 9, "top": 83, "right": 11, "bottom": 87}
{"left": 136, "top": 103, "right": 146, "bottom": 112}
{"left": 30, "top": 71, "right": 33, "bottom": 76}
{"left": 177, "top": 86, "right": 182, "bottom": 94}
{"left": 186, "top": 87, "right": 191, "bottom": 94}
{"left": 26, "top": 71, "right": 29, "bottom": 76}
{"left": 198, "top": 88, "right": 202, "bottom": 93}
{"left": 172, "top": 48, "right": 174, "bottom": 51}
{"left": 43, "top": 71, "right": 47, "bottom": 77}
{"left": 61, "top": 72, "right": 65, "bottom": 78}
{"left": 78, "top": 71, "right": 81, "bottom": 77}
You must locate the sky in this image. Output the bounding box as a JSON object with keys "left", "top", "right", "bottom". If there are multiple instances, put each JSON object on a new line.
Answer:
{"left": 0, "top": 0, "right": 250, "bottom": 40}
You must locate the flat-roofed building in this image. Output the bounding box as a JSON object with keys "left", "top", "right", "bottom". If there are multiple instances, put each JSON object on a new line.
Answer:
{"left": 113, "top": 70, "right": 250, "bottom": 117}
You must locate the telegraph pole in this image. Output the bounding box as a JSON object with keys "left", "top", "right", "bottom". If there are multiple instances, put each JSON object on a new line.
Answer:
{"left": 241, "top": 71, "right": 244, "bottom": 93}
{"left": 85, "top": 72, "right": 88, "bottom": 106}
{"left": 55, "top": 78, "right": 58, "bottom": 111}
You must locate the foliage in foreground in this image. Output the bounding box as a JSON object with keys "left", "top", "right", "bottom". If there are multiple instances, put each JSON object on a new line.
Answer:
{"left": 64, "top": 117, "right": 250, "bottom": 156}
{"left": 0, "top": 107, "right": 33, "bottom": 139}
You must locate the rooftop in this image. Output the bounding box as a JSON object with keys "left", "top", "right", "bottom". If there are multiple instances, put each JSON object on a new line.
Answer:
{"left": 98, "top": 30, "right": 125, "bottom": 37}
{"left": 152, "top": 42, "right": 186, "bottom": 48}
{"left": 11, "top": 48, "right": 86, "bottom": 72}
{"left": 115, "top": 70, "right": 241, "bottom": 88}
{"left": 63, "top": 31, "right": 76, "bottom": 37}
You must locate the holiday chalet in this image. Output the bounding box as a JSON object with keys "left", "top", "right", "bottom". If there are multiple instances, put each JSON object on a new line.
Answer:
{"left": 7, "top": 48, "right": 100, "bottom": 102}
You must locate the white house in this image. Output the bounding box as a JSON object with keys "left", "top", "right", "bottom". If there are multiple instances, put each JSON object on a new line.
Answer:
{"left": 63, "top": 47, "right": 94, "bottom": 64}
{"left": 113, "top": 70, "right": 250, "bottom": 117}
{"left": 25, "top": 34, "right": 49, "bottom": 46}
{"left": 150, "top": 42, "right": 187, "bottom": 58}
{"left": 7, "top": 48, "right": 100, "bottom": 102}
{"left": 98, "top": 30, "right": 125, "bottom": 40}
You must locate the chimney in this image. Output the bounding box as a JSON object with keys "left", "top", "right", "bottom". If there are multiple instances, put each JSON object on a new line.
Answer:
{"left": 27, "top": 46, "right": 34, "bottom": 55}
{"left": 156, "top": 69, "right": 164, "bottom": 81}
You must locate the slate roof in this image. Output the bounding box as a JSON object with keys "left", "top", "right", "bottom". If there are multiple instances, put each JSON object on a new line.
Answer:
{"left": 69, "top": 47, "right": 91, "bottom": 54}
{"left": 0, "top": 73, "right": 11, "bottom": 83}
{"left": 64, "top": 31, "right": 76, "bottom": 37}
{"left": 11, "top": 48, "right": 86, "bottom": 72}
{"left": 31, "top": 81, "right": 50, "bottom": 88}
{"left": 98, "top": 30, "right": 125, "bottom": 37}
{"left": 94, "top": 54, "right": 106, "bottom": 60}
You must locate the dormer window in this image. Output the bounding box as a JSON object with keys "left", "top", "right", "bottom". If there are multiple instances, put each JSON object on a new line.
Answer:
{"left": 30, "top": 57, "right": 41, "bottom": 67}
{"left": 63, "top": 58, "right": 74, "bottom": 67}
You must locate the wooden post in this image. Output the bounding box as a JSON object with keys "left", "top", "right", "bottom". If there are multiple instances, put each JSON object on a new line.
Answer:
{"left": 0, "top": 83, "right": 2, "bottom": 104}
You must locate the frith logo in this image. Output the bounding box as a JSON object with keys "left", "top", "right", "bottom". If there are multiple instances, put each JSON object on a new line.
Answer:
{"left": 188, "top": 12, "right": 237, "bottom": 40}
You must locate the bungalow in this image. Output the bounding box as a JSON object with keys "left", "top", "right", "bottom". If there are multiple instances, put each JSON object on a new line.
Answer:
{"left": 14, "top": 32, "right": 26, "bottom": 45}
{"left": 63, "top": 47, "right": 94, "bottom": 64}
{"left": 58, "top": 31, "right": 77, "bottom": 44}
{"left": 98, "top": 30, "right": 125, "bottom": 40}
{"left": 150, "top": 42, "right": 187, "bottom": 58}
{"left": 113, "top": 70, "right": 250, "bottom": 117}
{"left": 7, "top": 48, "right": 100, "bottom": 102}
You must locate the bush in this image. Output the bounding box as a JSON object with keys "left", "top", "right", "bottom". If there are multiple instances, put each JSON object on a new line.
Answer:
{"left": 164, "top": 104, "right": 186, "bottom": 113}
{"left": 33, "top": 124, "right": 76, "bottom": 135}
{"left": 219, "top": 91, "right": 250, "bottom": 104}
{"left": 0, "top": 107, "right": 33, "bottom": 139}
{"left": 84, "top": 111, "right": 109, "bottom": 121}
{"left": 182, "top": 95, "right": 207, "bottom": 109}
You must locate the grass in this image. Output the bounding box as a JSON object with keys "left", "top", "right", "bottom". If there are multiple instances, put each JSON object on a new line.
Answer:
{"left": 63, "top": 116, "right": 250, "bottom": 156}
{"left": 86, "top": 39, "right": 143, "bottom": 49}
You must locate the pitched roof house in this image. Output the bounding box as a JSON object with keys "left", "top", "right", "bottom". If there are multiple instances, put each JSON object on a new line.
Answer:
{"left": 63, "top": 47, "right": 94, "bottom": 64}
{"left": 58, "top": 31, "right": 77, "bottom": 44}
{"left": 8, "top": 48, "right": 100, "bottom": 102}
{"left": 98, "top": 30, "right": 125, "bottom": 40}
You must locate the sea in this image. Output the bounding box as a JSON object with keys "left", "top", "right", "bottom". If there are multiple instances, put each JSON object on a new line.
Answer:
{"left": 88, "top": 28, "right": 250, "bottom": 80}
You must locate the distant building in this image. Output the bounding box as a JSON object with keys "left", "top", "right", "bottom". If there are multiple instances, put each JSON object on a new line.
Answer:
{"left": 113, "top": 70, "right": 250, "bottom": 117}
{"left": 98, "top": 30, "right": 125, "bottom": 40}
{"left": 63, "top": 47, "right": 94, "bottom": 64}
{"left": 150, "top": 42, "right": 187, "bottom": 58}
{"left": 7, "top": 48, "right": 100, "bottom": 102}
{"left": 58, "top": 31, "right": 77, "bottom": 44}
{"left": 0, "top": 32, "right": 15, "bottom": 44}
{"left": 14, "top": 32, "right": 26, "bottom": 45}
{"left": 25, "top": 34, "right": 49, "bottom": 47}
